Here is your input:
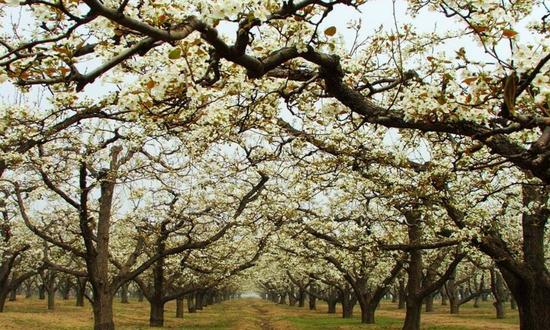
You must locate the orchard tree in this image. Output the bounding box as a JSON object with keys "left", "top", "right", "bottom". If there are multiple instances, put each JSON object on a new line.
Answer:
{"left": 7, "top": 117, "right": 273, "bottom": 330}
{"left": 0, "top": 187, "right": 45, "bottom": 312}
{"left": 1, "top": 0, "right": 549, "bottom": 329}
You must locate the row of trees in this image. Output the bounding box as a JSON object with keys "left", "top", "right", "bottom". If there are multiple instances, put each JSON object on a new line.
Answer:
{"left": 0, "top": 109, "right": 280, "bottom": 328}
{"left": 257, "top": 225, "right": 518, "bottom": 325}
{"left": 0, "top": 0, "right": 548, "bottom": 329}
{"left": 4, "top": 270, "right": 243, "bottom": 320}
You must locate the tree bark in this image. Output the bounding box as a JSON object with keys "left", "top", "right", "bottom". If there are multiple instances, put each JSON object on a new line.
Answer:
{"left": 440, "top": 288, "right": 447, "bottom": 306}
{"left": 424, "top": 293, "right": 434, "bottom": 312}
{"left": 297, "top": 288, "right": 306, "bottom": 307}
{"left": 278, "top": 292, "right": 287, "bottom": 304}
{"left": 328, "top": 299, "right": 337, "bottom": 313}
{"left": 391, "top": 288, "right": 398, "bottom": 303}
{"left": 340, "top": 289, "right": 355, "bottom": 318}
{"left": 0, "top": 291, "right": 7, "bottom": 312}
{"left": 149, "top": 300, "right": 165, "bottom": 327}
{"left": 60, "top": 277, "right": 71, "bottom": 300}
{"left": 120, "top": 283, "right": 129, "bottom": 304}
{"left": 176, "top": 298, "right": 184, "bottom": 318}
{"left": 88, "top": 153, "right": 119, "bottom": 330}
{"left": 92, "top": 291, "right": 115, "bottom": 330}
{"left": 445, "top": 183, "right": 550, "bottom": 330}
{"left": 196, "top": 291, "right": 204, "bottom": 310}
{"left": 491, "top": 269, "right": 506, "bottom": 319}
{"left": 9, "top": 288, "right": 16, "bottom": 301}
{"left": 45, "top": 271, "right": 56, "bottom": 310}
{"left": 403, "top": 211, "right": 423, "bottom": 330}
{"left": 75, "top": 277, "right": 87, "bottom": 307}
{"left": 288, "top": 287, "right": 296, "bottom": 306}
{"left": 47, "top": 288, "right": 55, "bottom": 310}
{"left": 473, "top": 295, "right": 480, "bottom": 308}
{"left": 308, "top": 286, "right": 316, "bottom": 310}
{"left": 445, "top": 270, "right": 461, "bottom": 314}
{"left": 360, "top": 304, "right": 376, "bottom": 324}
{"left": 38, "top": 284, "right": 45, "bottom": 300}
{"left": 398, "top": 279, "right": 406, "bottom": 309}
{"left": 327, "top": 288, "right": 338, "bottom": 314}
{"left": 187, "top": 295, "right": 196, "bottom": 313}
{"left": 25, "top": 281, "right": 33, "bottom": 298}
{"left": 403, "top": 299, "right": 422, "bottom": 330}
{"left": 148, "top": 244, "right": 166, "bottom": 327}
{"left": 492, "top": 185, "right": 550, "bottom": 330}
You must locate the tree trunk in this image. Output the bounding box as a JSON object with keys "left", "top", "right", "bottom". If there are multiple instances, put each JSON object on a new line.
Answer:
{"left": 0, "top": 291, "right": 7, "bottom": 312}
{"left": 327, "top": 289, "right": 338, "bottom": 314}
{"left": 60, "top": 278, "right": 71, "bottom": 300}
{"left": 45, "top": 272, "right": 56, "bottom": 310}
{"left": 38, "top": 284, "right": 45, "bottom": 300}
{"left": 149, "top": 300, "right": 165, "bottom": 327}
{"left": 278, "top": 292, "right": 287, "bottom": 305}
{"left": 90, "top": 156, "right": 118, "bottom": 330}
{"left": 196, "top": 291, "right": 204, "bottom": 310}
{"left": 398, "top": 286, "right": 406, "bottom": 309}
{"left": 308, "top": 289, "right": 316, "bottom": 310}
{"left": 440, "top": 288, "right": 447, "bottom": 306}
{"left": 187, "top": 295, "right": 196, "bottom": 313}
{"left": 288, "top": 288, "right": 296, "bottom": 306}
{"left": 9, "top": 288, "right": 16, "bottom": 301}
{"left": 92, "top": 292, "right": 115, "bottom": 330}
{"left": 403, "top": 299, "right": 422, "bottom": 330}
{"left": 424, "top": 294, "right": 434, "bottom": 312}
{"left": 513, "top": 288, "right": 550, "bottom": 329}
{"left": 75, "top": 277, "right": 87, "bottom": 307}
{"left": 205, "top": 291, "right": 213, "bottom": 306}
{"left": 176, "top": 298, "right": 184, "bottom": 318}
{"left": 120, "top": 283, "right": 129, "bottom": 304}
{"left": 47, "top": 288, "right": 55, "bottom": 310}
{"left": 62, "top": 288, "right": 70, "bottom": 300}
{"left": 402, "top": 211, "right": 423, "bottom": 330}
{"left": 341, "top": 291, "right": 354, "bottom": 318}
{"left": 492, "top": 185, "right": 550, "bottom": 330}
{"left": 473, "top": 295, "right": 480, "bottom": 308}
{"left": 392, "top": 288, "right": 398, "bottom": 303}
{"left": 25, "top": 281, "right": 33, "bottom": 298}
{"left": 76, "top": 290, "right": 85, "bottom": 307}
{"left": 450, "top": 299, "right": 459, "bottom": 314}
{"left": 342, "top": 303, "right": 353, "bottom": 318}
{"left": 328, "top": 299, "right": 337, "bottom": 313}
{"left": 360, "top": 303, "right": 376, "bottom": 324}
{"left": 149, "top": 247, "right": 166, "bottom": 327}
{"left": 491, "top": 269, "right": 506, "bottom": 319}
{"left": 298, "top": 288, "right": 305, "bottom": 307}
{"left": 446, "top": 270, "right": 460, "bottom": 314}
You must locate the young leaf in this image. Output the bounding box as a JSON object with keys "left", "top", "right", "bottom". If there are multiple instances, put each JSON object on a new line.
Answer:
{"left": 168, "top": 48, "right": 182, "bottom": 60}
{"left": 324, "top": 26, "right": 337, "bottom": 36}
{"left": 502, "top": 29, "right": 518, "bottom": 38}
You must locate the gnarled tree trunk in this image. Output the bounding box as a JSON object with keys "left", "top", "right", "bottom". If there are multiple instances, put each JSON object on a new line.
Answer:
{"left": 92, "top": 290, "right": 115, "bottom": 330}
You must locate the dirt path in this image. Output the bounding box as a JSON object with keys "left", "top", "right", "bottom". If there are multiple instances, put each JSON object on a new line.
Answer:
{"left": 251, "top": 304, "right": 274, "bottom": 330}
{"left": 229, "top": 299, "right": 298, "bottom": 330}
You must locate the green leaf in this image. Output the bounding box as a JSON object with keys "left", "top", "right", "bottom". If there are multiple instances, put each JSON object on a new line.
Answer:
{"left": 168, "top": 48, "right": 182, "bottom": 60}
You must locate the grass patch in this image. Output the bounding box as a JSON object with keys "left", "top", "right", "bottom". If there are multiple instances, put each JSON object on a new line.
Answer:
{"left": 0, "top": 296, "right": 519, "bottom": 329}
{"left": 284, "top": 314, "right": 402, "bottom": 329}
